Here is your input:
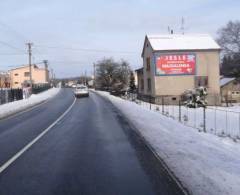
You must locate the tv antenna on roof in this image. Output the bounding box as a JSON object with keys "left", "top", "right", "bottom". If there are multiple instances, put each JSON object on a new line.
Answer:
{"left": 180, "top": 17, "right": 185, "bottom": 35}
{"left": 168, "top": 26, "right": 174, "bottom": 34}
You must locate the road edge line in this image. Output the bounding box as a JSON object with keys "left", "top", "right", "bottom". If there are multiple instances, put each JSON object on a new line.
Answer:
{"left": 0, "top": 97, "right": 76, "bottom": 174}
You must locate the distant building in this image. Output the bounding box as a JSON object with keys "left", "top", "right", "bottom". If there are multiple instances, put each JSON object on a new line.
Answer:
{"left": 9, "top": 64, "right": 49, "bottom": 88}
{"left": 220, "top": 77, "right": 240, "bottom": 103}
{"left": 138, "top": 34, "right": 221, "bottom": 105}
{"left": 66, "top": 80, "right": 76, "bottom": 87}
{"left": 135, "top": 68, "right": 143, "bottom": 91}
{"left": 88, "top": 79, "right": 94, "bottom": 88}
{"left": 0, "top": 71, "right": 10, "bottom": 88}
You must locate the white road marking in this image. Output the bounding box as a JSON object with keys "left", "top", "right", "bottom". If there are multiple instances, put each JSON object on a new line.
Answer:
{"left": 0, "top": 98, "right": 76, "bottom": 174}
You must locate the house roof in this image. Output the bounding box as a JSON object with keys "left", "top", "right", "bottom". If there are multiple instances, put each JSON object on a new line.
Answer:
{"left": 10, "top": 64, "right": 38, "bottom": 71}
{"left": 142, "top": 34, "right": 221, "bottom": 57}
{"left": 135, "top": 67, "right": 143, "bottom": 72}
{"left": 135, "top": 67, "right": 143, "bottom": 74}
{"left": 220, "top": 77, "right": 236, "bottom": 87}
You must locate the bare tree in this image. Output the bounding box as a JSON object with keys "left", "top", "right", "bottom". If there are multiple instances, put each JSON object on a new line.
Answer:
{"left": 217, "top": 21, "right": 240, "bottom": 76}
{"left": 95, "top": 58, "right": 131, "bottom": 91}
{"left": 129, "top": 71, "right": 136, "bottom": 92}
{"left": 217, "top": 20, "right": 240, "bottom": 55}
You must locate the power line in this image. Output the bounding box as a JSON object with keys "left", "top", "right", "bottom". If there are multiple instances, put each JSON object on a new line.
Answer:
{"left": 48, "top": 60, "right": 88, "bottom": 63}
{"left": 0, "top": 40, "right": 26, "bottom": 54}
{"left": 0, "top": 20, "right": 28, "bottom": 43}
{"left": 34, "top": 45, "right": 138, "bottom": 54}
{"left": 0, "top": 53, "right": 27, "bottom": 56}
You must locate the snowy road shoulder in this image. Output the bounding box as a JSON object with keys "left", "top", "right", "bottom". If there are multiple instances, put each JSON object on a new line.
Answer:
{"left": 0, "top": 88, "right": 61, "bottom": 120}
{"left": 96, "top": 90, "right": 240, "bottom": 195}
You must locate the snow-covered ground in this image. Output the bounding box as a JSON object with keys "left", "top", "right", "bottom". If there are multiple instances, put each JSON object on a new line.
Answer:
{"left": 124, "top": 98, "right": 240, "bottom": 139}
{"left": 96, "top": 90, "right": 240, "bottom": 195}
{"left": 0, "top": 88, "right": 61, "bottom": 119}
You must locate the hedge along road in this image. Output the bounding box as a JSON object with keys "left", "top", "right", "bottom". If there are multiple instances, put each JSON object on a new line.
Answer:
{"left": 0, "top": 89, "right": 185, "bottom": 195}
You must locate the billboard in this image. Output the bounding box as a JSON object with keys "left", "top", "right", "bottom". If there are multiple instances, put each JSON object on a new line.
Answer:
{"left": 155, "top": 54, "right": 196, "bottom": 75}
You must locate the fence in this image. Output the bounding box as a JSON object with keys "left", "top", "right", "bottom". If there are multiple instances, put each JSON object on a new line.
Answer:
{"left": 32, "top": 83, "right": 51, "bottom": 94}
{"left": 125, "top": 93, "right": 240, "bottom": 140}
{"left": 0, "top": 88, "right": 23, "bottom": 105}
{"left": 0, "top": 84, "right": 51, "bottom": 106}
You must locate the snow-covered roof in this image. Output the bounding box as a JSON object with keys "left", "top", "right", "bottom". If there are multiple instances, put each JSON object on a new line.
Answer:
{"left": 220, "top": 77, "right": 235, "bottom": 87}
{"left": 143, "top": 34, "right": 221, "bottom": 55}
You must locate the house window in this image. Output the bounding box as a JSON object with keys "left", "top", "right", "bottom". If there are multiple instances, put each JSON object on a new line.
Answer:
{"left": 204, "top": 77, "right": 208, "bottom": 86}
{"left": 24, "top": 72, "right": 30, "bottom": 77}
{"left": 14, "top": 73, "right": 19, "bottom": 76}
{"left": 146, "top": 57, "right": 150, "bottom": 71}
{"left": 141, "top": 79, "right": 144, "bottom": 90}
{"left": 232, "top": 91, "right": 240, "bottom": 95}
{"left": 147, "top": 78, "right": 151, "bottom": 91}
{"left": 195, "top": 76, "right": 208, "bottom": 87}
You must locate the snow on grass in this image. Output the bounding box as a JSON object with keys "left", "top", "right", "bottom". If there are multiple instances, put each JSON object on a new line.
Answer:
{"left": 0, "top": 88, "right": 61, "bottom": 119}
{"left": 161, "top": 105, "right": 240, "bottom": 138}
{"left": 96, "top": 90, "right": 240, "bottom": 195}
{"left": 123, "top": 98, "right": 240, "bottom": 139}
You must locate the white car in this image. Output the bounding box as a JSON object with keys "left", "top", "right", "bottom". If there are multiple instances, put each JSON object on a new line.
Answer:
{"left": 74, "top": 85, "right": 89, "bottom": 97}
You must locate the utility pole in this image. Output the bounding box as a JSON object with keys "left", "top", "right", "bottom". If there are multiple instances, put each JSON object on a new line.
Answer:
{"left": 167, "top": 26, "right": 171, "bottom": 34}
{"left": 51, "top": 68, "right": 54, "bottom": 85}
{"left": 26, "top": 43, "right": 33, "bottom": 88}
{"left": 181, "top": 17, "right": 185, "bottom": 35}
{"left": 43, "top": 60, "right": 49, "bottom": 82}
{"left": 93, "top": 63, "right": 96, "bottom": 89}
{"left": 85, "top": 70, "right": 87, "bottom": 86}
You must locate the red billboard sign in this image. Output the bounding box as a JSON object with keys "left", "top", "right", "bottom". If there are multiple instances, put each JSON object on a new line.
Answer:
{"left": 155, "top": 54, "right": 196, "bottom": 75}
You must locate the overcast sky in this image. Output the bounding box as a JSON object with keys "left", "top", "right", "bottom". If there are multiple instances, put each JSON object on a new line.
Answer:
{"left": 0, "top": 0, "right": 239, "bottom": 78}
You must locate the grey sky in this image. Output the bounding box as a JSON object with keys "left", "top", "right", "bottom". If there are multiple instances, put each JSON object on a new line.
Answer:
{"left": 0, "top": 0, "right": 239, "bottom": 77}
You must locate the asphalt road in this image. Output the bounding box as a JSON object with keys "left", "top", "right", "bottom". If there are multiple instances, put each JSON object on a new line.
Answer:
{"left": 0, "top": 89, "right": 185, "bottom": 195}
